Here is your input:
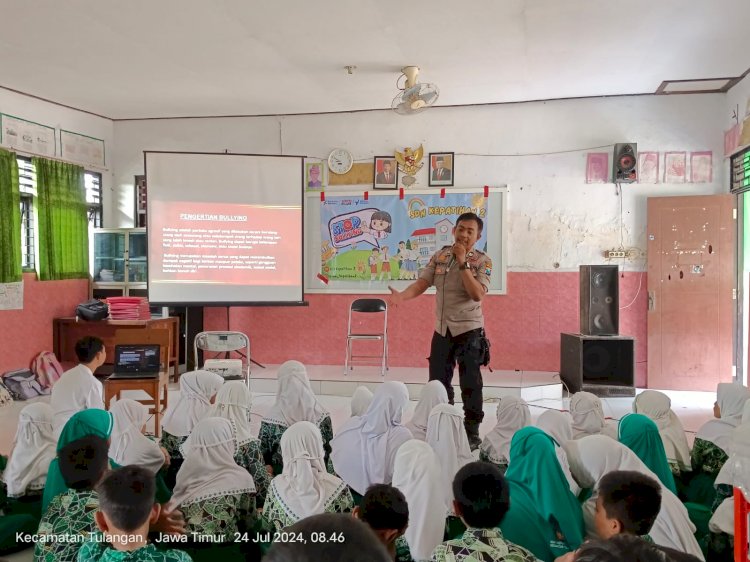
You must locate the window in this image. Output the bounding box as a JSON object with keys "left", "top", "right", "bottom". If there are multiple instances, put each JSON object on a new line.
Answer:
{"left": 17, "top": 157, "right": 104, "bottom": 269}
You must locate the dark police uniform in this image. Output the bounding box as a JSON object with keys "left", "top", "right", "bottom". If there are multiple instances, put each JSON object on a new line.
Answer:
{"left": 418, "top": 245, "right": 492, "bottom": 444}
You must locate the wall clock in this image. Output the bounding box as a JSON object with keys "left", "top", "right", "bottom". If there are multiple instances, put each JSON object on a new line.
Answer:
{"left": 328, "top": 148, "right": 354, "bottom": 174}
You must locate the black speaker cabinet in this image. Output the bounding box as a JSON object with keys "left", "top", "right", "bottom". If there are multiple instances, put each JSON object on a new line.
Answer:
{"left": 580, "top": 265, "right": 619, "bottom": 336}
{"left": 613, "top": 142, "right": 638, "bottom": 183}
{"left": 560, "top": 333, "right": 635, "bottom": 397}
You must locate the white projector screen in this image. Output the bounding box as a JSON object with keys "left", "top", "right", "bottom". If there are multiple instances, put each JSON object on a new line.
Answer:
{"left": 145, "top": 152, "right": 304, "bottom": 305}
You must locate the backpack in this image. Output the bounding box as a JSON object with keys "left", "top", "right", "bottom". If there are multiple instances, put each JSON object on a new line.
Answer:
{"left": 31, "top": 351, "right": 64, "bottom": 389}
{"left": 1, "top": 369, "right": 49, "bottom": 400}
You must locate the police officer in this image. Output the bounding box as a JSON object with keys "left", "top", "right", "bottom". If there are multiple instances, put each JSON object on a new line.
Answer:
{"left": 389, "top": 212, "right": 492, "bottom": 450}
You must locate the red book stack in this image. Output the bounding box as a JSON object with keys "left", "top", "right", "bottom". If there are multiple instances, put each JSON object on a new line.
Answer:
{"left": 106, "top": 297, "right": 151, "bottom": 320}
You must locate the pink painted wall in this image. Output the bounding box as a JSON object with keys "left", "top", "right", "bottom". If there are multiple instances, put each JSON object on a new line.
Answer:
{"left": 205, "top": 271, "right": 648, "bottom": 387}
{"left": 0, "top": 273, "right": 89, "bottom": 374}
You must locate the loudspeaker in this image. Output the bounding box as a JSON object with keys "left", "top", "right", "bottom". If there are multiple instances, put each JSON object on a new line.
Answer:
{"left": 580, "top": 265, "right": 619, "bottom": 336}
{"left": 613, "top": 142, "right": 638, "bottom": 183}
{"left": 560, "top": 333, "right": 635, "bottom": 397}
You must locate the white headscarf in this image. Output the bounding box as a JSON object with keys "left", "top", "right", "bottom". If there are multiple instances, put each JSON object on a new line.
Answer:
{"left": 426, "top": 404, "right": 475, "bottom": 513}
{"left": 331, "top": 381, "right": 412, "bottom": 495}
{"left": 564, "top": 435, "right": 703, "bottom": 559}
{"left": 570, "top": 392, "right": 617, "bottom": 439}
{"left": 110, "top": 399, "right": 165, "bottom": 474}
{"left": 270, "top": 421, "right": 347, "bottom": 520}
{"left": 480, "top": 396, "right": 530, "bottom": 464}
{"left": 169, "top": 417, "right": 255, "bottom": 508}
{"left": 264, "top": 361, "right": 327, "bottom": 427}
{"left": 210, "top": 381, "right": 254, "bottom": 445}
{"left": 392, "top": 440, "right": 446, "bottom": 562}
{"left": 2, "top": 403, "right": 55, "bottom": 497}
{"left": 633, "top": 390, "right": 691, "bottom": 471}
{"left": 350, "top": 386, "right": 374, "bottom": 417}
{"left": 405, "top": 380, "right": 449, "bottom": 441}
{"left": 161, "top": 370, "right": 224, "bottom": 437}
{"left": 696, "top": 382, "right": 750, "bottom": 453}
{"left": 536, "top": 410, "right": 579, "bottom": 496}
{"left": 715, "top": 421, "right": 750, "bottom": 491}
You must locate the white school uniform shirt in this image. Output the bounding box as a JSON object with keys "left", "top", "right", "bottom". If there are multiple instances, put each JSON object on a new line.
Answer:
{"left": 50, "top": 364, "right": 104, "bottom": 438}
{"left": 564, "top": 435, "right": 704, "bottom": 560}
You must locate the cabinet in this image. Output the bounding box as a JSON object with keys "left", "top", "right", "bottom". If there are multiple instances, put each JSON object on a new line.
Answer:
{"left": 560, "top": 333, "right": 635, "bottom": 397}
{"left": 90, "top": 228, "right": 147, "bottom": 299}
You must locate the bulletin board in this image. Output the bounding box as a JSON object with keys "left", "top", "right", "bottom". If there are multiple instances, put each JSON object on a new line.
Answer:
{"left": 305, "top": 187, "right": 507, "bottom": 294}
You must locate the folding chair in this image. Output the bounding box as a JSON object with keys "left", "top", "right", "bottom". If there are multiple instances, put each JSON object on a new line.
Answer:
{"left": 194, "top": 331, "right": 251, "bottom": 388}
{"left": 344, "top": 298, "right": 388, "bottom": 377}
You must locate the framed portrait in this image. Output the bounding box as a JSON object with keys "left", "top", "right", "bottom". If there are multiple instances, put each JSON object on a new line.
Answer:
{"left": 637, "top": 152, "right": 659, "bottom": 184}
{"left": 690, "top": 151, "right": 713, "bottom": 183}
{"left": 585, "top": 153, "right": 609, "bottom": 183}
{"left": 428, "top": 152, "right": 454, "bottom": 187}
{"left": 664, "top": 152, "right": 687, "bottom": 183}
{"left": 305, "top": 161, "right": 325, "bottom": 191}
{"left": 373, "top": 156, "right": 398, "bottom": 189}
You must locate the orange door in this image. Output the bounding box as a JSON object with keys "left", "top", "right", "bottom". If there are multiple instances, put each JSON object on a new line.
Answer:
{"left": 647, "top": 194, "right": 735, "bottom": 390}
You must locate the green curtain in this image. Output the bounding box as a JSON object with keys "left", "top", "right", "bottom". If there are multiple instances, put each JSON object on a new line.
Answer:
{"left": 34, "top": 157, "right": 89, "bottom": 280}
{"left": 0, "top": 148, "right": 21, "bottom": 283}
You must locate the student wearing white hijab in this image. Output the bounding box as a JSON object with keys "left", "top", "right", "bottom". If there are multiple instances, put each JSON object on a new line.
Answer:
{"left": 331, "top": 381, "right": 412, "bottom": 496}
{"left": 159, "top": 369, "right": 224, "bottom": 463}
{"left": 392, "top": 440, "right": 446, "bottom": 562}
{"left": 351, "top": 386, "right": 374, "bottom": 417}
{"left": 564, "top": 435, "right": 703, "bottom": 560}
{"left": 478, "top": 396, "right": 530, "bottom": 472}
{"left": 170, "top": 417, "right": 256, "bottom": 545}
{"left": 633, "top": 390, "right": 691, "bottom": 475}
{"left": 570, "top": 391, "right": 617, "bottom": 440}
{"left": 260, "top": 360, "right": 332, "bottom": 476}
{"left": 694, "top": 382, "right": 750, "bottom": 465}
{"left": 110, "top": 399, "right": 167, "bottom": 474}
{"left": 709, "top": 420, "right": 750, "bottom": 535}
{"left": 426, "top": 404, "right": 475, "bottom": 515}
{"left": 263, "top": 421, "right": 353, "bottom": 532}
{"left": 536, "top": 409, "right": 580, "bottom": 496}
{"left": 1, "top": 403, "right": 55, "bottom": 499}
{"left": 209, "top": 381, "right": 271, "bottom": 506}
{"left": 405, "top": 380, "right": 449, "bottom": 441}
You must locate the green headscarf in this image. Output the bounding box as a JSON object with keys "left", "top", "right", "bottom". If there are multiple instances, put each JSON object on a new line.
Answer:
{"left": 618, "top": 413, "right": 677, "bottom": 494}
{"left": 42, "top": 409, "right": 115, "bottom": 511}
{"left": 501, "top": 427, "right": 584, "bottom": 561}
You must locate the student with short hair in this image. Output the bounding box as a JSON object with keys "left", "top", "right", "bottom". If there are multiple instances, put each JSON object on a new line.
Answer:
{"left": 34, "top": 434, "right": 110, "bottom": 562}
{"left": 593, "top": 470, "right": 661, "bottom": 540}
{"left": 77, "top": 465, "right": 192, "bottom": 562}
{"left": 50, "top": 335, "right": 106, "bottom": 437}
{"left": 354, "top": 484, "right": 409, "bottom": 560}
{"left": 431, "top": 461, "right": 539, "bottom": 562}
{"left": 573, "top": 534, "right": 702, "bottom": 562}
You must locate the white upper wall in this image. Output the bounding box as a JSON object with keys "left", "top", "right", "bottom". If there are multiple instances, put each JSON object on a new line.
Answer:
{"left": 114, "top": 94, "right": 724, "bottom": 272}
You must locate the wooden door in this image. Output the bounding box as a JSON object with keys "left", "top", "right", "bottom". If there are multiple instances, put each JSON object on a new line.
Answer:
{"left": 647, "top": 194, "right": 735, "bottom": 390}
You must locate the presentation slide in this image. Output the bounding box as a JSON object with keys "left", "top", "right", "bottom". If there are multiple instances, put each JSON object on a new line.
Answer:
{"left": 146, "top": 152, "right": 304, "bottom": 305}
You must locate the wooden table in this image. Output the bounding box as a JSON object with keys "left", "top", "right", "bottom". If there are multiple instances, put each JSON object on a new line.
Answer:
{"left": 103, "top": 371, "right": 169, "bottom": 436}
{"left": 53, "top": 317, "right": 179, "bottom": 377}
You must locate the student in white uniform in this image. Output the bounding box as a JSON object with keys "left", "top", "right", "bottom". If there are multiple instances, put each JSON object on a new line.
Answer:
{"left": 50, "top": 336, "right": 106, "bottom": 437}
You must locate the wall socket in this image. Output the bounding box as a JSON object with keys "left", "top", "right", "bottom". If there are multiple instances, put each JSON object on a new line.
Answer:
{"left": 606, "top": 250, "right": 627, "bottom": 258}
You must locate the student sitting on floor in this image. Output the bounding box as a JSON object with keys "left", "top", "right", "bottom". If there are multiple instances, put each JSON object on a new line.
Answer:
{"left": 570, "top": 392, "right": 617, "bottom": 440}
{"left": 34, "top": 434, "right": 110, "bottom": 562}
{"left": 159, "top": 370, "right": 224, "bottom": 488}
{"left": 535, "top": 410, "right": 580, "bottom": 496}
{"left": 570, "top": 534, "right": 703, "bottom": 562}
{"left": 431, "top": 461, "right": 539, "bottom": 562}
{"left": 591, "top": 470, "right": 661, "bottom": 542}
{"left": 354, "top": 484, "right": 409, "bottom": 561}
{"left": 263, "top": 421, "right": 354, "bottom": 533}
{"left": 260, "top": 360, "right": 333, "bottom": 476}
{"left": 351, "top": 386, "right": 374, "bottom": 418}
{"left": 77, "top": 465, "right": 192, "bottom": 562}
{"left": 209, "top": 381, "right": 271, "bottom": 506}
{"left": 50, "top": 335, "right": 106, "bottom": 438}
{"left": 617, "top": 414, "right": 677, "bottom": 494}
{"left": 405, "top": 380, "right": 448, "bottom": 442}
{"left": 479, "top": 396, "right": 531, "bottom": 474}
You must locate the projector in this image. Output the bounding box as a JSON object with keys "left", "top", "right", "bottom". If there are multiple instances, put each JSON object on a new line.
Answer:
{"left": 203, "top": 359, "right": 244, "bottom": 381}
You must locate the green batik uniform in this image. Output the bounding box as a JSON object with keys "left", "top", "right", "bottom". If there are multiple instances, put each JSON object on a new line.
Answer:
{"left": 234, "top": 439, "right": 271, "bottom": 507}
{"left": 500, "top": 427, "right": 584, "bottom": 562}
{"left": 77, "top": 533, "right": 193, "bottom": 561}
{"left": 261, "top": 480, "right": 353, "bottom": 532}
{"left": 618, "top": 413, "right": 678, "bottom": 494}
{"left": 259, "top": 414, "right": 333, "bottom": 475}
{"left": 431, "top": 527, "right": 540, "bottom": 562}
{"left": 477, "top": 448, "right": 508, "bottom": 475}
{"left": 34, "top": 489, "right": 99, "bottom": 562}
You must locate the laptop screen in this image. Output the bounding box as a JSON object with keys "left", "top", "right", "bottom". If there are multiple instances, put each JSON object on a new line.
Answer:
{"left": 114, "top": 344, "right": 161, "bottom": 373}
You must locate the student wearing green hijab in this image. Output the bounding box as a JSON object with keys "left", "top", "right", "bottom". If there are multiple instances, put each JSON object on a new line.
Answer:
{"left": 42, "top": 409, "right": 117, "bottom": 511}
{"left": 499, "top": 426, "right": 585, "bottom": 562}
{"left": 617, "top": 413, "right": 677, "bottom": 495}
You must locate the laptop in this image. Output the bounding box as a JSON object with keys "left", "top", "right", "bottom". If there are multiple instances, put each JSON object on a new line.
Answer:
{"left": 108, "top": 344, "right": 161, "bottom": 379}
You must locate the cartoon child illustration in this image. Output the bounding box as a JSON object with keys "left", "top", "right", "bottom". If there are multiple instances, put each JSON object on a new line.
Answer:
{"left": 369, "top": 248, "right": 379, "bottom": 281}
{"left": 398, "top": 240, "right": 419, "bottom": 280}
{"left": 364, "top": 210, "right": 392, "bottom": 241}
{"left": 379, "top": 246, "right": 391, "bottom": 281}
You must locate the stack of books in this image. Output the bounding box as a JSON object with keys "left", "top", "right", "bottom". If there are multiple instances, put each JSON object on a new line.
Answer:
{"left": 106, "top": 297, "right": 151, "bottom": 320}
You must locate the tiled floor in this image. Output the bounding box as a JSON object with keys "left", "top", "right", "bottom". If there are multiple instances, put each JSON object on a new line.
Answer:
{"left": 0, "top": 366, "right": 716, "bottom": 562}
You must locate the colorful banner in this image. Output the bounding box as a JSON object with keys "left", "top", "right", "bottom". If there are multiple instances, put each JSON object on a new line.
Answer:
{"left": 320, "top": 192, "right": 488, "bottom": 282}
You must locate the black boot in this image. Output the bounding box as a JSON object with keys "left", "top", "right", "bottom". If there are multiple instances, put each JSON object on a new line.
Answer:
{"left": 465, "top": 420, "right": 481, "bottom": 451}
